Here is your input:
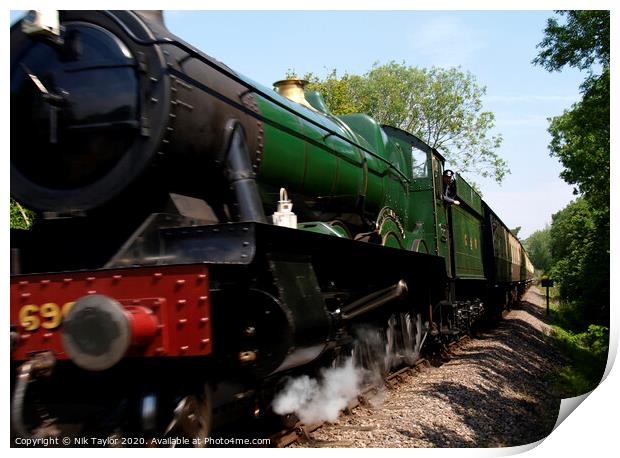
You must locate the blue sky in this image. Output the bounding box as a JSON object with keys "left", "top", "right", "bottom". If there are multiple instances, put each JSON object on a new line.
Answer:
{"left": 162, "top": 10, "right": 586, "bottom": 239}
{"left": 9, "top": 10, "right": 588, "bottom": 238}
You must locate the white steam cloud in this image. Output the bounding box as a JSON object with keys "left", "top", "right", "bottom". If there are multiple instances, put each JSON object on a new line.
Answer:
{"left": 272, "top": 357, "right": 363, "bottom": 425}
{"left": 272, "top": 313, "right": 422, "bottom": 425}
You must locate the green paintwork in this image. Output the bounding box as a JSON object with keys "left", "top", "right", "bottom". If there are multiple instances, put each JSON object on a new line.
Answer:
{"left": 431, "top": 155, "right": 453, "bottom": 276}
{"left": 328, "top": 221, "right": 352, "bottom": 239}
{"left": 338, "top": 113, "right": 386, "bottom": 156}
{"left": 384, "top": 131, "right": 450, "bottom": 272}
{"left": 377, "top": 207, "right": 406, "bottom": 249}
{"left": 305, "top": 91, "right": 331, "bottom": 115}
{"left": 450, "top": 206, "right": 485, "bottom": 279}
{"left": 251, "top": 84, "right": 410, "bottom": 246}
{"left": 298, "top": 222, "right": 346, "bottom": 237}
{"left": 407, "top": 187, "right": 436, "bottom": 252}
{"left": 489, "top": 211, "right": 512, "bottom": 283}
{"left": 454, "top": 175, "right": 483, "bottom": 217}
{"left": 237, "top": 78, "right": 531, "bottom": 285}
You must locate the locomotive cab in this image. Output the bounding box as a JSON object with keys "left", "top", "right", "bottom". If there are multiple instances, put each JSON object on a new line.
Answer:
{"left": 381, "top": 126, "right": 453, "bottom": 271}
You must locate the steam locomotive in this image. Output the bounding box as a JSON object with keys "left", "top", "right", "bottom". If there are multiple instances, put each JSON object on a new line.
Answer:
{"left": 10, "top": 10, "right": 533, "bottom": 442}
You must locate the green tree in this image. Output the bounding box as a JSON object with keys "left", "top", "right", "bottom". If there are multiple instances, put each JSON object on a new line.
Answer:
{"left": 523, "top": 226, "right": 552, "bottom": 273}
{"left": 533, "top": 11, "right": 609, "bottom": 75}
{"left": 295, "top": 62, "right": 507, "bottom": 183}
{"left": 547, "top": 69, "right": 609, "bottom": 209}
{"left": 548, "top": 198, "right": 608, "bottom": 327}
{"left": 534, "top": 11, "right": 609, "bottom": 326}
{"left": 534, "top": 11, "right": 610, "bottom": 209}
{"left": 10, "top": 198, "right": 34, "bottom": 230}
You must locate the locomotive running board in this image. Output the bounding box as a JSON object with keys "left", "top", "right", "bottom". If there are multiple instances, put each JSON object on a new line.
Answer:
{"left": 105, "top": 218, "right": 444, "bottom": 272}
{"left": 105, "top": 219, "right": 448, "bottom": 313}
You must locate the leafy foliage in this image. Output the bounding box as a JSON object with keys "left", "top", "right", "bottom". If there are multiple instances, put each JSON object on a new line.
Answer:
{"left": 548, "top": 198, "right": 608, "bottom": 327}
{"left": 531, "top": 12, "right": 610, "bottom": 397}
{"left": 545, "top": 296, "right": 608, "bottom": 397}
{"left": 548, "top": 69, "right": 609, "bottom": 209}
{"left": 523, "top": 226, "right": 552, "bottom": 273}
{"left": 579, "top": 324, "right": 609, "bottom": 359}
{"left": 533, "top": 11, "right": 609, "bottom": 74}
{"left": 535, "top": 11, "right": 610, "bottom": 210}
{"left": 548, "top": 324, "right": 608, "bottom": 397}
{"left": 533, "top": 10, "right": 609, "bottom": 327}
{"left": 292, "top": 62, "right": 508, "bottom": 183}
{"left": 10, "top": 199, "right": 34, "bottom": 230}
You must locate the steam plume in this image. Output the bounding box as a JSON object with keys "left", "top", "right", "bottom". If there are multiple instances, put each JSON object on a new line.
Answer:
{"left": 272, "top": 357, "right": 362, "bottom": 425}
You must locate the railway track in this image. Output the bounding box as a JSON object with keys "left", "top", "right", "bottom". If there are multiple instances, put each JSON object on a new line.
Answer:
{"left": 270, "top": 335, "right": 471, "bottom": 448}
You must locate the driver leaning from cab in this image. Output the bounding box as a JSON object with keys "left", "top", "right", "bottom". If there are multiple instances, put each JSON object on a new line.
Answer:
{"left": 442, "top": 169, "right": 460, "bottom": 206}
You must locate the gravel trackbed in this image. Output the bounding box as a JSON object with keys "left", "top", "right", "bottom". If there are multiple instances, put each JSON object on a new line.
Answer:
{"left": 292, "top": 287, "right": 562, "bottom": 448}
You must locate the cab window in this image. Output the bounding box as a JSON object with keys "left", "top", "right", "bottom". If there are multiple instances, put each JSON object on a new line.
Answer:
{"left": 411, "top": 146, "right": 428, "bottom": 179}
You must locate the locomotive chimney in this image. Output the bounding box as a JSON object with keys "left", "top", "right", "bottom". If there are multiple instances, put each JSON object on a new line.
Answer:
{"left": 273, "top": 79, "right": 315, "bottom": 110}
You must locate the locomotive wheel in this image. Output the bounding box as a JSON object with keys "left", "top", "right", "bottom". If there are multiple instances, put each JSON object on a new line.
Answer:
{"left": 330, "top": 344, "right": 353, "bottom": 369}
{"left": 352, "top": 326, "right": 389, "bottom": 385}
{"left": 387, "top": 312, "right": 423, "bottom": 369}
{"left": 409, "top": 312, "right": 423, "bottom": 364}
{"left": 164, "top": 385, "right": 212, "bottom": 447}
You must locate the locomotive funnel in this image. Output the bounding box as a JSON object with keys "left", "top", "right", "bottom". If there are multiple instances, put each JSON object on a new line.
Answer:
{"left": 273, "top": 79, "right": 315, "bottom": 110}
